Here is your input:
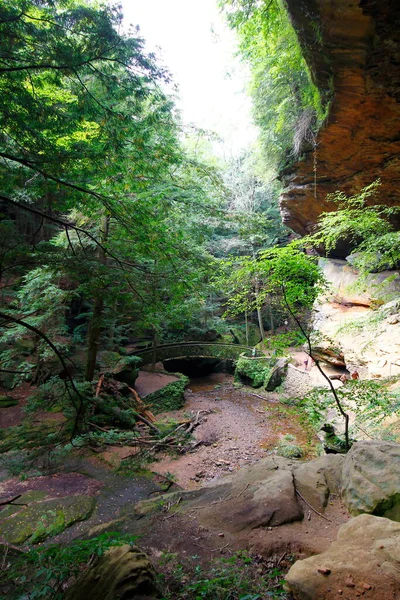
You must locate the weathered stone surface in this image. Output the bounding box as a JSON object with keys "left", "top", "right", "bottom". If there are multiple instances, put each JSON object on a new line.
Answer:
{"left": 285, "top": 514, "right": 400, "bottom": 600}
{"left": 265, "top": 357, "right": 289, "bottom": 391}
{"left": 294, "top": 455, "right": 344, "bottom": 512}
{"left": 341, "top": 441, "right": 400, "bottom": 520}
{"left": 0, "top": 495, "right": 95, "bottom": 544}
{"left": 65, "top": 544, "right": 161, "bottom": 600}
{"left": 135, "top": 456, "right": 304, "bottom": 533}
{"left": 281, "top": 0, "right": 400, "bottom": 245}
{"left": 311, "top": 264, "right": 400, "bottom": 380}
{"left": 309, "top": 337, "right": 346, "bottom": 368}
{"left": 318, "top": 259, "right": 400, "bottom": 307}
{"left": 136, "top": 455, "right": 347, "bottom": 534}
{"left": 283, "top": 363, "right": 315, "bottom": 397}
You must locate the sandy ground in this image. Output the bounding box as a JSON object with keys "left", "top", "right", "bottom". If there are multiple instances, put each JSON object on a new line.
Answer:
{"left": 146, "top": 372, "right": 319, "bottom": 489}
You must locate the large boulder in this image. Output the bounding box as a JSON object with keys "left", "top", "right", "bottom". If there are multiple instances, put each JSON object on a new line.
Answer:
{"left": 234, "top": 354, "right": 272, "bottom": 389}
{"left": 265, "top": 357, "right": 289, "bottom": 391}
{"left": 285, "top": 514, "right": 400, "bottom": 600}
{"left": 341, "top": 441, "right": 400, "bottom": 520}
{"left": 294, "top": 455, "right": 344, "bottom": 513}
{"left": 65, "top": 544, "right": 161, "bottom": 600}
{"left": 135, "top": 455, "right": 343, "bottom": 534}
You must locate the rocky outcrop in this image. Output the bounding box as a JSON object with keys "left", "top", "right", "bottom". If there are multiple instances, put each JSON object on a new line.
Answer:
{"left": 281, "top": 0, "right": 400, "bottom": 242}
{"left": 311, "top": 259, "right": 400, "bottom": 378}
{"left": 265, "top": 357, "right": 289, "bottom": 391}
{"left": 341, "top": 441, "right": 400, "bottom": 520}
{"left": 294, "top": 455, "right": 344, "bottom": 513}
{"left": 135, "top": 455, "right": 343, "bottom": 534}
{"left": 0, "top": 495, "right": 95, "bottom": 544}
{"left": 65, "top": 545, "right": 161, "bottom": 600}
{"left": 318, "top": 259, "right": 400, "bottom": 307}
{"left": 285, "top": 514, "right": 400, "bottom": 600}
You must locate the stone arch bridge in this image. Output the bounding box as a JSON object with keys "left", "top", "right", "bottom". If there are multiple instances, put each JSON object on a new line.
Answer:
{"left": 132, "top": 342, "right": 262, "bottom": 366}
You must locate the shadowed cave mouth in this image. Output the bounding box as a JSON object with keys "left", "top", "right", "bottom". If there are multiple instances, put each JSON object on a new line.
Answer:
{"left": 162, "top": 357, "right": 235, "bottom": 377}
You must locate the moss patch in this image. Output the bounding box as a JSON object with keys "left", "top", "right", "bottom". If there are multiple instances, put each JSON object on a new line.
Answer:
{"left": 144, "top": 373, "right": 189, "bottom": 413}
{"left": 0, "top": 395, "right": 18, "bottom": 408}
{"left": 0, "top": 495, "right": 95, "bottom": 544}
{"left": 234, "top": 355, "right": 272, "bottom": 388}
{"left": 0, "top": 490, "right": 48, "bottom": 519}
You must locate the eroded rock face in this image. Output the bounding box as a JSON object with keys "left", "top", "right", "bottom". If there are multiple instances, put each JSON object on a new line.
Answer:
{"left": 285, "top": 514, "right": 400, "bottom": 600}
{"left": 65, "top": 545, "right": 161, "bottom": 600}
{"left": 311, "top": 260, "right": 400, "bottom": 379}
{"left": 294, "top": 455, "right": 344, "bottom": 513}
{"left": 341, "top": 441, "right": 400, "bottom": 520}
{"left": 135, "top": 455, "right": 343, "bottom": 534}
{"left": 281, "top": 0, "right": 400, "bottom": 242}
{"left": 265, "top": 357, "right": 289, "bottom": 391}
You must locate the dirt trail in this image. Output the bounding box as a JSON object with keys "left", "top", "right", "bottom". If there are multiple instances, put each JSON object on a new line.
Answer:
{"left": 151, "top": 373, "right": 316, "bottom": 489}
{"left": 0, "top": 370, "right": 350, "bottom": 569}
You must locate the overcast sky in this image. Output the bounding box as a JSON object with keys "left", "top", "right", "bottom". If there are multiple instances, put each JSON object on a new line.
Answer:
{"left": 119, "top": 0, "right": 256, "bottom": 153}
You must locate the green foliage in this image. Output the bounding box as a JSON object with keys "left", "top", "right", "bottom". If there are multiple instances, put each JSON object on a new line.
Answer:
{"left": 220, "top": 242, "right": 324, "bottom": 322}
{"left": 263, "top": 331, "right": 306, "bottom": 356}
{"left": 235, "top": 355, "right": 272, "bottom": 388}
{"left": 211, "top": 151, "right": 289, "bottom": 259}
{"left": 160, "top": 550, "right": 290, "bottom": 599}
{"left": 0, "top": 0, "right": 224, "bottom": 434}
{"left": 220, "top": 0, "right": 326, "bottom": 173}
{"left": 297, "top": 379, "right": 400, "bottom": 442}
{"left": 306, "top": 180, "right": 400, "bottom": 271}
{"left": 276, "top": 434, "right": 304, "bottom": 458}
{"left": 144, "top": 373, "right": 189, "bottom": 413}
{"left": 1, "top": 532, "right": 138, "bottom": 600}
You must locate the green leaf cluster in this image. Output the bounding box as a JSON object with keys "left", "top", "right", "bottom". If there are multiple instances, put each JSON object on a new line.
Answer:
{"left": 220, "top": 243, "right": 324, "bottom": 320}
{"left": 220, "top": 0, "right": 326, "bottom": 172}
{"left": 306, "top": 179, "right": 400, "bottom": 272}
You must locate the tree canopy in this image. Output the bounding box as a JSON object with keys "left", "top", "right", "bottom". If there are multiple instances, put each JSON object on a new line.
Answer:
{"left": 0, "top": 0, "right": 223, "bottom": 425}
{"left": 219, "top": 0, "right": 327, "bottom": 173}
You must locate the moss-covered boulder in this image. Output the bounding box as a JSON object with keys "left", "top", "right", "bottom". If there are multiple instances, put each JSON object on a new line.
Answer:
{"left": 0, "top": 395, "right": 18, "bottom": 408}
{"left": 144, "top": 373, "right": 189, "bottom": 413}
{"left": 14, "top": 337, "right": 36, "bottom": 356}
{"left": 0, "top": 495, "right": 96, "bottom": 544}
{"left": 234, "top": 354, "right": 271, "bottom": 388}
{"left": 65, "top": 544, "right": 162, "bottom": 600}
{"left": 97, "top": 352, "right": 141, "bottom": 387}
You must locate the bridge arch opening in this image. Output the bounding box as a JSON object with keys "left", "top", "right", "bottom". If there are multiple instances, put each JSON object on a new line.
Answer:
{"left": 162, "top": 357, "right": 235, "bottom": 377}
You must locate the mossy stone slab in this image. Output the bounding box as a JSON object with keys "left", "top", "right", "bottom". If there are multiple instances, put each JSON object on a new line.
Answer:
{"left": 0, "top": 495, "right": 96, "bottom": 544}
{"left": 0, "top": 490, "right": 48, "bottom": 519}
{"left": 0, "top": 395, "right": 18, "bottom": 408}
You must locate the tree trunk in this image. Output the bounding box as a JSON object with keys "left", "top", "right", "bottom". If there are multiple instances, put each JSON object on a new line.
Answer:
{"left": 151, "top": 326, "right": 158, "bottom": 372}
{"left": 85, "top": 214, "right": 109, "bottom": 382}
{"left": 245, "top": 311, "right": 249, "bottom": 346}
{"left": 255, "top": 279, "right": 265, "bottom": 341}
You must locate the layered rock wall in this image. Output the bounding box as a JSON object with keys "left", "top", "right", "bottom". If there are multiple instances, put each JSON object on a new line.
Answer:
{"left": 281, "top": 0, "right": 400, "bottom": 240}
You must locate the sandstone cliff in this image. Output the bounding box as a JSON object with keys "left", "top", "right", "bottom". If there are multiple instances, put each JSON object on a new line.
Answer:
{"left": 281, "top": 0, "right": 400, "bottom": 242}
